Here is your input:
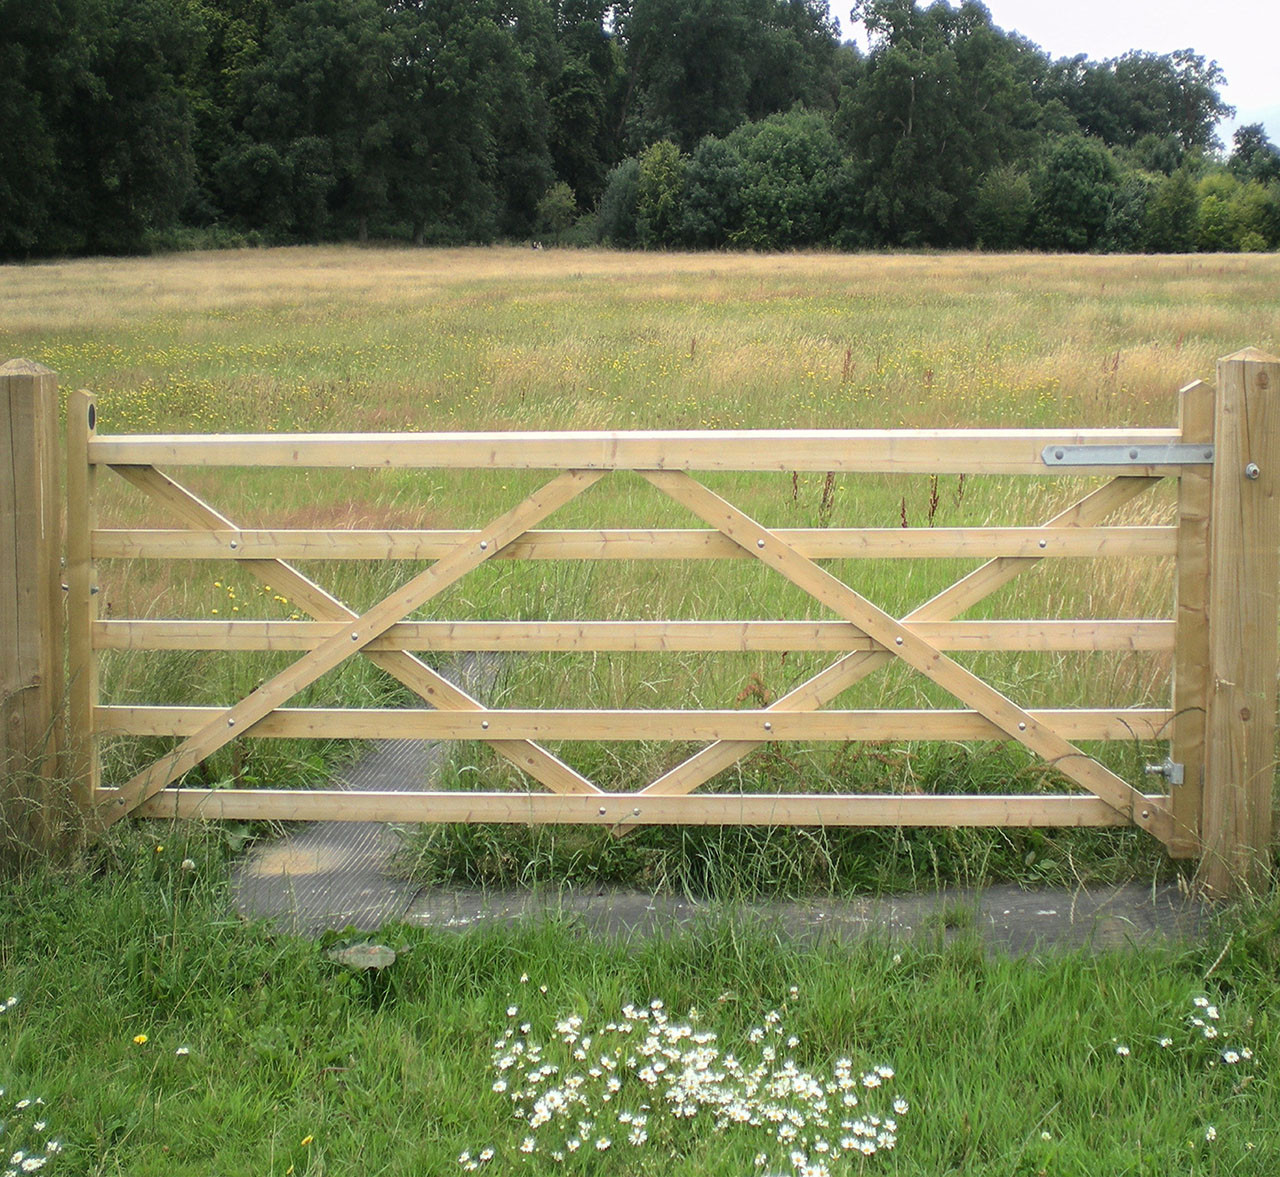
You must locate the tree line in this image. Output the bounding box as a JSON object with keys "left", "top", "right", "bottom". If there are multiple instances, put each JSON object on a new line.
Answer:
{"left": 3, "top": 0, "right": 1278, "bottom": 258}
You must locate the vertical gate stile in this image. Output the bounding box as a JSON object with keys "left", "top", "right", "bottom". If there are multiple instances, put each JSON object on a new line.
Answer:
{"left": 67, "top": 390, "right": 100, "bottom": 820}
{"left": 1200, "top": 348, "right": 1280, "bottom": 895}
{"left": 1170, "top": 380, "right": 1214, "bottom": 857}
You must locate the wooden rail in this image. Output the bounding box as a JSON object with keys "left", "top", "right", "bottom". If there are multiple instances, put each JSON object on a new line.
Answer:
{"left": 4, "top": 349, "right": 1275, "bottom": 892}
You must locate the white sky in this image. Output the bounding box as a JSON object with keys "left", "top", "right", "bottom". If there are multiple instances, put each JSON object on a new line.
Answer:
{"left": 843, "top": 1, "right": 1280, "bottom": 146}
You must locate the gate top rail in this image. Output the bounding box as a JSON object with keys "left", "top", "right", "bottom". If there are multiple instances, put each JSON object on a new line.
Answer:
{"left": 89, "top": 426, "right": 1189, "bottom": 474}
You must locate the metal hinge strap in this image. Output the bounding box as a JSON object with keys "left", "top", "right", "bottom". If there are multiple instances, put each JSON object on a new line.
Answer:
{"left": 1042, "top": 444, "right": 1214, "bottom": 468}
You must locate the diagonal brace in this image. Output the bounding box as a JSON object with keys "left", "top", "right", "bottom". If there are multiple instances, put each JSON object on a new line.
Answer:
{"left": 109, "top": 465, "right": 602, "bottom": 799}
{"left": 98, "top": 469, "right": 604, "bottom": 824}
{"left": 639, "top": 477, "right": 1159, "bottom": 800}
{"left": 642, "top": 470, "right": 1170, "bottom": 840}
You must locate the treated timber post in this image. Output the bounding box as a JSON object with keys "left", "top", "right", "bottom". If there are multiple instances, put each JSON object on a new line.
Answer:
{"left": 1200, "top": 348, "right": 1280, "bottom": 895}
{"left": 0, "top": 359, "right": 65, "bottom": 865}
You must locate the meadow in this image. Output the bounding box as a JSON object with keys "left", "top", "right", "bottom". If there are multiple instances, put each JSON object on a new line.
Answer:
{"left": 2, "top": 246, "right": 1280, "bottom": 1174}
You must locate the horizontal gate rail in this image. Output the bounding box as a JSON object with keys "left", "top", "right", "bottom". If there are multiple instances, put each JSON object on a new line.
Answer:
{"left": 93, "top": 524, "right": 1178, "bottom": 561}
{"left": 93, "top": 619, "right": 1176, "bottom": 654}
{"left": 89, "top": 427, "right": 1194, "bottom": 474}
{"left": 95, "top": 706, "right": 1174, "bottom": 742}
{"left": 127, "top": 788, "right": 1146, "bottom": 828}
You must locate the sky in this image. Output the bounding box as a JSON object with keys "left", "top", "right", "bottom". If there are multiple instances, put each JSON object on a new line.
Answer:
{"left": 844, "top": 0, "right": 1280, "bottom": 147}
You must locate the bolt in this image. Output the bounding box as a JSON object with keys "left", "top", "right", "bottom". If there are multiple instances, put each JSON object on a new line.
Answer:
{"left": 1141, "top": 809, "right": 1150, "bottom": 820}
{"left": 598, "top": 806, "right": 607, "bottom": 816}
{"left": 764, "top": 721, "right": 772, "bottom": 731}
{"left": 1038, "top": 539, "right": 1047, "bottom": 549}
{"left": 756, "top": 538, "right": 765, "bottom": 549}
{"left": 1054, "top": 449, "right": 1064, "bottom": 461}
{"left": 481, "top": 720, "right": 489, "bottom": 730}
{"left": 1129, "top": 449, "right": 1138, "bottom": 460}
{"left": 1018, "top": 722, "right": 1026, "bottom": 731}
{"left": 229, "top": 540, "right": 238, "bottom": 550}
{"left": 480, "top": 540, "right": 488, "bottom": 550}
{"left": 894, "top": 636, "right": 903, "bottom": 645}
{"left": 1245, "top": 463, "right": 1260, "bottom": 480}
{"left": 227, "top": 717, "right": 235, "bottom": 727}
{"left": 351, "top": 632, "right": 359, "bottom": 640}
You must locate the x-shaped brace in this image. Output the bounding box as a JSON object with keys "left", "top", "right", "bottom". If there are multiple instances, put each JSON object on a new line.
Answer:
{"left": 639, "top": 470, "right": 1172, "bottom": 841}
{"left": 98, "top": 466, "right": 605, "bottom": 824}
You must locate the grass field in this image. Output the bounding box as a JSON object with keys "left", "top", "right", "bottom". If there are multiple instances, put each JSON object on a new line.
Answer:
{"left": 3, "top": 246, "right": 1280, "bottom": 1175}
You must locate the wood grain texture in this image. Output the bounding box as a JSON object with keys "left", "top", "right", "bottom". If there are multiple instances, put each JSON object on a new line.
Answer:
{"left": 1201, "top": 350, "right": 1280, "bottom": 893}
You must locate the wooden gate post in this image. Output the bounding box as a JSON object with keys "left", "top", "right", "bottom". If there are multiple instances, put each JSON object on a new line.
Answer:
{"left": 0, "top": 359, "right": 66, "bottom": 865}
{"left": 1200, "top": 347, "right": 1280, "bottom": 895}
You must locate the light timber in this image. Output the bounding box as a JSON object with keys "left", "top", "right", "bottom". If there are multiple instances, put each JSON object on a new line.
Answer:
{"left": 1201, "top": 349, "right": 1280, "bottom": 893}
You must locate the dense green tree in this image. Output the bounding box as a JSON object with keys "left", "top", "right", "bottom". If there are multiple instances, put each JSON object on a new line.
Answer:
{"left": 728, "top": 108, "right": 842, "bottom": 248}
{"left": 680, "top": 135, "right": 746, "bottom": 247}
{"left": 621, "top": 0, "right": 841, "bottom": 151}
{"left": 217, "top": 0, "right": 393, "bottom": 239}
{"left": 1144, "top": 169, "right": 1199, "bottom": 252}
{"left": 971, "top": 164, "right": 1033, "bottom": 250}
{"left": 1045, "top": 49, "right": 1232, "bottom": 152}
{"left": 1099, "top": 171, "right": 1157, "bottom": 252}
{"left": 1031, "top": 135, "right": 1118, "bottom": 251}
{"left": 636, "top": 138, "right": 686, "bottom": 245}
{"left": 1229, "top": 123, "right": 1280, "bottom": 185}
{"left": 535, "top": 180, "right": 577, "bottom": 237}
{"left": 836, "top": 0, "right": 1043, "bottom": 245}
{"left": 51, "top": 0, "right": 203, "bottom": 252}
{"left": 596, "top": 156, "right": 641, "bottom": 245}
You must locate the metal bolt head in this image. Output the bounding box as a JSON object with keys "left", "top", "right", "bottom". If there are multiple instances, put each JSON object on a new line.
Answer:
{"left": 1018, "top": 722, "right": 1026, "bottom": 731}
{"left": 894, "top": 636, "right": 903, "bottom": 645}
{"left": 756, "top": 538, "right": 765, "bottom": 549}
{"left": 1245, "top": 462, "right": 1260, "bottom": 480}
{"left": 481, "top": 720, "right": 489, "bottom": 730}
{"left": 1038, "top": 539, "right": 1047, "bottom": 549}
{"left": 763, "top": 721, "right": 772, "bottom": 731}
{"left": 479, "top": 540, "right": 489, "bottom": 550}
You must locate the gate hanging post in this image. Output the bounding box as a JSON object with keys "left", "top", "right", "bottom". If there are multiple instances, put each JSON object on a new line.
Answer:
{"left": 1200, "top": 347, "right": 1280, "bottom": 895}
{"left": 0, "top": 359, "right": 66, "bottom": 865}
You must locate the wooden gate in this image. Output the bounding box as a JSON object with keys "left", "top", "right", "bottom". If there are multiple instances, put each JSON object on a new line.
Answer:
{"left": 52, "top": 349, "right": 1279, "bottom": 893}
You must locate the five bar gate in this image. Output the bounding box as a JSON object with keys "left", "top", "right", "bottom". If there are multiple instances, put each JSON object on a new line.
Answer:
{"left": 4, "top": 350, "right": 1275, "bottom": 894}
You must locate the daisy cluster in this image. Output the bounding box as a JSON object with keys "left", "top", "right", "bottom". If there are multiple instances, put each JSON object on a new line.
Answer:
{"left": 1, "top": 998, "right": 64, "bottom": 1176}
{"left": 460, "top": 988, "right": 906, "bottom": 1175}
{"left": 1116, "top": 993, "right": 1258, "bottom": 1075}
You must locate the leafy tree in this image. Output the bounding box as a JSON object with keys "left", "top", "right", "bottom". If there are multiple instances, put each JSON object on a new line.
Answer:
{"left": 219, "top": 0, "right": 394, "bottom": 240}
{"left": 680, "top": 135, "right": 745, "bottom": 247}
{"left": 1229, "top": 123, "right": 1280, "bottom": 185}
{"left": 636, "top": 138, "right": 686, "bottom": 246}
{"left": 621, "top": 0, "right": 842, "bottom": 151}
{"left": 1143, "top": 168, "right": 1198, "bottom": 252}
{"left": 1031, "top": 135, "right": 1118, "bottom": 251}
{"left": 1045, "top": 49, "right": 1232, "bottom": 152}
{"left": 535, "top": 180, "right": 578, "bottom": 238}
{"left": 1099, "top": 171, "right": 1157, "bottom": 252}
{"left": 837, "top": 0, "right": 1043, "bottom": 245}
{"left": 972, "top": 165, "right": 1033, "bottom": 250}
{"left": 54, "top": 0, "right": 203, "bottom": 252}
{"left": 727, "top": 108, "right": 841, "bottom": 249}
{"left": 596, "top": 156, "right": 641, "bottom": 245}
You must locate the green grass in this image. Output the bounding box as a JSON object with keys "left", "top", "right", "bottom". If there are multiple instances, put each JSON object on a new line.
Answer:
{"left": 2, "top": 829, "right": 1278, "bottom": 1175}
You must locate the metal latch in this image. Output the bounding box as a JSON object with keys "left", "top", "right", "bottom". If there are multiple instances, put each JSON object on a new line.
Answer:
{"left": 1042, "top": 444, "right": 1214, "bottom": 468}
{"left": 1144, "top": 758, "right": 1185, "bottom": 786}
